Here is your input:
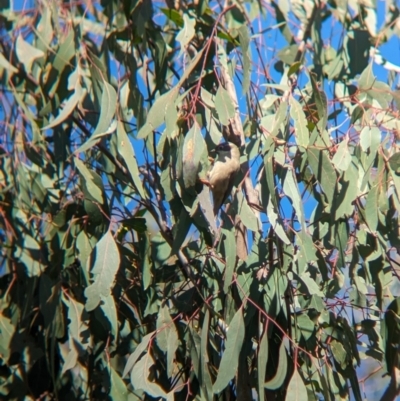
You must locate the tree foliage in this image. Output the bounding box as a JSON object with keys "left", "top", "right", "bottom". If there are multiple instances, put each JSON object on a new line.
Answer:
{"left": 1, "top": 0, "right": 400, "bottom": 400}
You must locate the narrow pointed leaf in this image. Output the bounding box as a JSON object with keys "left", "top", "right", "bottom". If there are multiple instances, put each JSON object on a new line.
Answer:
{"left": 215, "top": 86, "right": 235, "bottom": 126}
{"left": 213, "top": 309, "right": 245, "bottom": 394}
{"left": 264, "top": 341, "right": 287, "bottom": 389}
{"left": 116, "top": 121, "right": 146, "bottom": 199}
{"left": 84, "top": 231, "right": 120, "bottom": 311}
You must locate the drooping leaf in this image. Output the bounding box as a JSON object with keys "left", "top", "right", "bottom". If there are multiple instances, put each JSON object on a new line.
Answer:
{"left": 74, "top": 157, "right": 104, "bottom": 204}
{"left": 116, "top": 121, "right": 147, "bottom": 199}
{"left": 222, "top": 228, "right": 237, "bottom": 293}
{"left": 286, "top": 369, "right": 308, "bottom": 400}
{"left": 138, "top": 88, "right": 179, "bottom": 139}
{"left": 130, "top": 354, "right": 167, "bottom": 398}
{"left": 156, "top": 305, "right": 179, "bottom": 378}
{"left": 84, "top": 231, "right": 120, "bottom": 311}
{"left": 238, "top": 25, "right": 251, "bottom": 95}
{"left": 307, "top": 147, "right": 336, "bottom": 206}
{"left": 201, "top": 310, "right": 213, "bottom": 401}
{"left": 257, "top": 328, "right": 269, "bottom": 401}
{"left": 123, "top": 332, "right": 154, "bottom": 378}
{"left": 332, "top": 137, "right": 351, "bottom": 172}
{"left": 213, "top": 309, "right": 245, "bottom": 394}
{"left": 264, "top": 341, "right": 288, "bottom": 389}
{"left": 176, "top": 14, "right": 196, "bottom": 56}
{"left": 283, "top": 166, "right": 305, "bottom": 230}
{"left": 215, "top": 85, "right": 235, "bottom": 126}
{"left": 42, "top": 81, "right": 84, "bottom": 130}
{"left": 289, "top": 95, "right": 309, "bottom": 149}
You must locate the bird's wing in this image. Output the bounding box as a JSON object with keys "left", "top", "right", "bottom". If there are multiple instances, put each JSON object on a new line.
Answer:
{"left": 209, "top": 162, "right": 232, "bottom": 215}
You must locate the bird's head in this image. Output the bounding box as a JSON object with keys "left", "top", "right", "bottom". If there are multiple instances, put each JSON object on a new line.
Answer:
{"left": 212, "top": 142, "right": 239, "bottom": 161}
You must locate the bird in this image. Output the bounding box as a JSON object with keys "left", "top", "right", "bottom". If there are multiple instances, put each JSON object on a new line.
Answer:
{"left": 207, "top": 142, "right": 241, "bottom": 216}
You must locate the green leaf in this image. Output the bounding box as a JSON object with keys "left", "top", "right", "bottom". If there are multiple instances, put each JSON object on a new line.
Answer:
{"left": 201, "top": 310, "right": 213, "bottom": 401}
{"left": 16, "top": 34, "right": 45, "bottom": 73}
{"left": 222, "top": 228, "right": 237, "bottom": 293}
{"left": 138, "top": 88, "right": 179, "bottom": 139}
{"left": 309, "top": 73, "right": 327, "bottom": 131}
{"left": 286, "top": 369, "right": 308, "bottom": 400}
{"left": 283, "top": 166, "right": 305, "bottom": 230}
{"left": 360, "top": 126, "right": 381, "bottom": 152}
{"left": 358, "top": 64, "right": 375, "bottom": 90}
{"left": 267, "top": 196, "right": 290, "bottom": 245}
{"left": 287, "top": 61, "right": 302, "bottom": 76}
{"left": 297, "top": 313, "right": 315, "bottom": 340}
{"left": 156, "top": 305, "right": 179, "bottom": 378}
{"left": 215, "top": 85, "right": 235, "bottom": 126}
{"left": 330, "top": 339, "right": 347, "bottom": 369}
{"left": 100, "top": 294, "right": 118, "bottom": 340}
{"left": 237, "top": 191, "right": 260, "bottom": 232}
{"left": 93, "top": 81, "right": 117, "bottom": 136}
{"left": 332, "top": 137, "right": 351, "bottom": 171}
{"left": 109, "top": 366, "right": 128, "bottom": 401}
{"left": 289, "top": 95, "right": 309, "bottom": 149}
{"left": 264, "top": 144, "right": 276, "bottom": 208}
{"left": 0, "top": 311, "right": 15, "bottom": 361}
{"left": 75, "top": 81, "right": 117, "bottom": 153}
{"left": 84, "top": 231, "right": 120, "bottom": 311}
{"left": 365, "top": 184, "right": 378, "bottom": 232}
{"left": 0, "top": 51, "right": 18, "bottom": 75}
{"left": 130, "top": 354, "right": 167, "bottom": 398}
{"left": 264, "top": 341, "right": 288, "bottom": 389}
{"left": 238, "top": 25, "right": 251, "bottom": 95}
{"left": 335, "top": 162, "right": 358, "bottom": 219}
{"left": 257, "top": 328, "right": 269, "bottom": 401}
{"left": 123, "top": 332, "right": 154, "bottom": 378}
{"left": 42, "top": 81, "right": 84, "bottom": 130}
{"left": 299, "top": 272, "right": 323, "bottom": 296}
{"left": 74, "top": 157, "right": 104, "bottom": 203}
{"left": 116, "top": 121, "right": 147, "bottom": 199}
{"left": 268, "top": 100, "right": 288, "bottom": 138}
{"left": 176, "top": 14, "right": 195, "bottom": 56}
{"left": 213, "top": 309, "right": 245, "bottom": 394}
{"left": 307, "top": 147, "right": 336, "bottom": 205}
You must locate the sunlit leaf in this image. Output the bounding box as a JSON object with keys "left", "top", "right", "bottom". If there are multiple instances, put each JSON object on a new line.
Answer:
{"left": 264, "top": 341, "right": 288, "bottom": 389}
{"left": 176, "top": 14, "right": 196, "bottom": 56}
{"left": 215, "top": 85, "right": 235, "bottom": 126}
{"left": 84, "top": 231, "right": 120, "bottom": 311}
{"left": 16, "top": 34, "right": 45, "bottom": 73}
{"left": 332, "top": 137, "right": 351, "bottom": 171}
{"left": 116, "top": 121, "right": 147, "bottom": 199}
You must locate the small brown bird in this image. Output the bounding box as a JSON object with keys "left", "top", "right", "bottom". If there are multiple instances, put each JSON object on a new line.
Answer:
{"left": 208, "top": 142, "right": 241, "bottom": 215}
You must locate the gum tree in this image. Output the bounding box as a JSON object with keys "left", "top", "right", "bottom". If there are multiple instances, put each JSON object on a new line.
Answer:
{"left": 0, "top": 1, "right": 400, "bottom": 400}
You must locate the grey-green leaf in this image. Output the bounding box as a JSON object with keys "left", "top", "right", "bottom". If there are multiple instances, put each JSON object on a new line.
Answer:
{"left": 213, "top": 309, "right": 245, "bottom": 394}
{"left": 264, "top": 341, "right": 288, "bottom": 389}
{"left": 289, "top": 95, "right": 309, "bottom": 149}
{"left": 215, "top": 86, "right": 235, "bottom": 126}
{"left": 116, "top": 121, "right": 147, "bottom": 199}
{"left": 156, "top": 305, "right": 179, "bottom": 378}
{"left": 74, "top": 157, "right": 104, "bottom": 204}
{"left": 84, "top": 231, "right": 120, "bottom": 311}
{"left": 307, "top": 147, "right": 336, "bottom": 205}
{"left": 137, "top": 88, "right": 179, "bottom": 139}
